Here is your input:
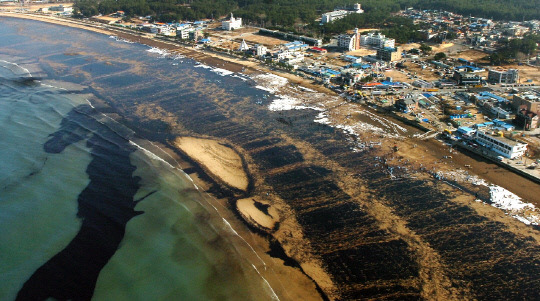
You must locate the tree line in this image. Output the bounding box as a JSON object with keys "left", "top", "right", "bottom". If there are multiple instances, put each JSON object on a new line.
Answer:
{"left": 488, "top": 34, "right": 540, "bottom": 64}
{"left": 74, "top": 0, "right": 540, "bottom": 24}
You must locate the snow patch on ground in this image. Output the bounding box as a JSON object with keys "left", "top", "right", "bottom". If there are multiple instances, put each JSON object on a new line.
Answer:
{"left": 147, "top": 47, "right": 169, "bottom": 57}
{"left": 435, "top": 169, "right": 539, "bottom": 226}
{"left": 252, "top": 73, "right": 289, "bottom": 93}
{"left": 194, "top": 63, "right": 236, "bottom": 76}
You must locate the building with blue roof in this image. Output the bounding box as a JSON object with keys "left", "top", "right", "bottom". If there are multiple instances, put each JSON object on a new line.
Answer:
{"left": 457, "top": 126, "right": 476, "bottom": 136}
{"left": 478, "top": 91, "right": 508, "bottom": 103}
{"left": 343, "top": 55, "right": 361, "bottom": 63}
{"left": 320, "top": 68, "right": 341, "bottom": 77}
{"left": 283, "top": 41, "right": 309, "bottom": 52}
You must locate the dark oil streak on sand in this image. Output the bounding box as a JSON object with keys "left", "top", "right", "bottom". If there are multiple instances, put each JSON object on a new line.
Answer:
{"left": 115, "top": 79, "right": 540, "bottom": 300}
{"left": 16, "top": 104, "right": 152, "bottom": 301}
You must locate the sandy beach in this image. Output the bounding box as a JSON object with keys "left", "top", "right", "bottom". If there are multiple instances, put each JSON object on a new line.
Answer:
{"left": 236, "top": 197, "right": 280, "bottom": 230}
{"left": 174, "top": 137, "right": 249, "bottom": 191}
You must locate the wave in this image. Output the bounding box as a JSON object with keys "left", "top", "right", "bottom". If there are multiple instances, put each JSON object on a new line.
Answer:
{"left": 0, "top": 59, "right": 33, "bottom": 78}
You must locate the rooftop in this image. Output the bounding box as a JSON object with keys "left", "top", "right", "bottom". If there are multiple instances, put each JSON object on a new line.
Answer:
{"left": 477, "top": 130, "right": 525, "bottom": 147}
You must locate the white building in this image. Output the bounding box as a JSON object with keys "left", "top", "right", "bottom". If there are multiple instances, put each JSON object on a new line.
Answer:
{"left": 338, "top": 34, "right": 354, "bottom": 51}
{"left": 321, "top": 3, "right": 363, "bottom": 24}
{"left": 360, "top": 32, "right": 395, "bottom": 49}
{"left": 238, "top": 39, "right": 249, "bottom": 51}
{"left": 488, "top": 69, "right": 519, "bottom": 84}
{"left": 474, "top": 131, "right": 528, "bottom": 159}
{"left": 48, "top": 5, "right": 73, "bottom": 13}
{"left": 255, "top": 44, "right": 268, "bottom": 57}
{"left": 176, "top": 28, "right": 191, "bottom": 39}
{"left": 222, "top": 13, "right": 242, "bottom": 31}
{"left": 337, "top": 28, "right": 361, "bottom": 51}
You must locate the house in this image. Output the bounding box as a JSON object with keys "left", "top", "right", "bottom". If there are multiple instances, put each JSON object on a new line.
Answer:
{"left": 395, "top": 98, "right": 418, "bottom": 113}
{"left": 282, "top": 41, "right": 309, "bottom": 52}
{"left": 412, "top": 79, "right": 433, "bottom": 88}
{"left": 342, "top": 55, "right": 362, "bottom": 63}
{"left": 48, "top": 5, "right": 73, "bottom": 13}
{"left": 457, "top": 126, "right": 476, "bottom": 136}
{"left": 255, "top": 45, "right": 268, "bottom": 57}
{"left": 222, "top": 13, "right": 242, "bottom": 30}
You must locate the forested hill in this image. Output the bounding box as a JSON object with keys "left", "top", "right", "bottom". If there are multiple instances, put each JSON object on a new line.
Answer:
{"left": 74, "top": 0, "right": 540, "bottom": 24}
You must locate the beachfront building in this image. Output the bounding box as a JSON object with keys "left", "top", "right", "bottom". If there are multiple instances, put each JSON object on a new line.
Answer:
{"left": 222, "top": 13, "right": 242, "bottom": 31}
{"left": 377, "top": 47, "right": 401, "bottom": 62}
{"left": 176, "top": 27, "right": 191, "bottom": 39}
{"left": 488, "top": 69, "right": 519, "bottom": 84}
{"left": 321, "top": 3, "right": 364, "bottom": 24}
{"left": 360, "top": 32, "right": 395, "bottom": 49}
{"left": 474, "top": 131, "right": 528, "bottom": 159}
{"left": 338, "top": 28, "right": 361, "bottom": 51}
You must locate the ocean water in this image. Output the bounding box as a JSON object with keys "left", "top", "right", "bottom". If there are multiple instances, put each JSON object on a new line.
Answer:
{"left": 0, "top": 19, "right": 274, "bottom": 301}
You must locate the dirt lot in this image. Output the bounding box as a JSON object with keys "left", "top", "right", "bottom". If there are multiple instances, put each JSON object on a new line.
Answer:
{"left": 234, "top": 33, "right": 288, "bottom": 47}
{"left": 450, "top": 49, "right": 489, "bottom": 62}
{"left": 403, "top": 61, "right": 440, "bottom": 81}
{"left": 384, "top": 70, "right": 412, "bottom": 83}
{"left": 346, "top": 48, "right": 377, "bottom": 57}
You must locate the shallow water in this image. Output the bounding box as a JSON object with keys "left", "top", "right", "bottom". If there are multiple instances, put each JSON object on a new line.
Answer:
{"left": 0, "top": 19, "right": 274, "bottom": 301}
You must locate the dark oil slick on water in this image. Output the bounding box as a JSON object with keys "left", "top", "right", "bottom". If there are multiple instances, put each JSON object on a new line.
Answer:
{"left": 1, "top": 17, "right": 539, "bottom": 301}
{"left": 17, "top": 104, "right": 144, "bottom": 301}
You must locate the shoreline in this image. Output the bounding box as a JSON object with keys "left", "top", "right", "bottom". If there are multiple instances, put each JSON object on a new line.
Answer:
{"left": 0, "top": 14, "right": 327, "bottom": 300}
{"left": 2, "top": 12, "right": 539, "bottom": 300}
